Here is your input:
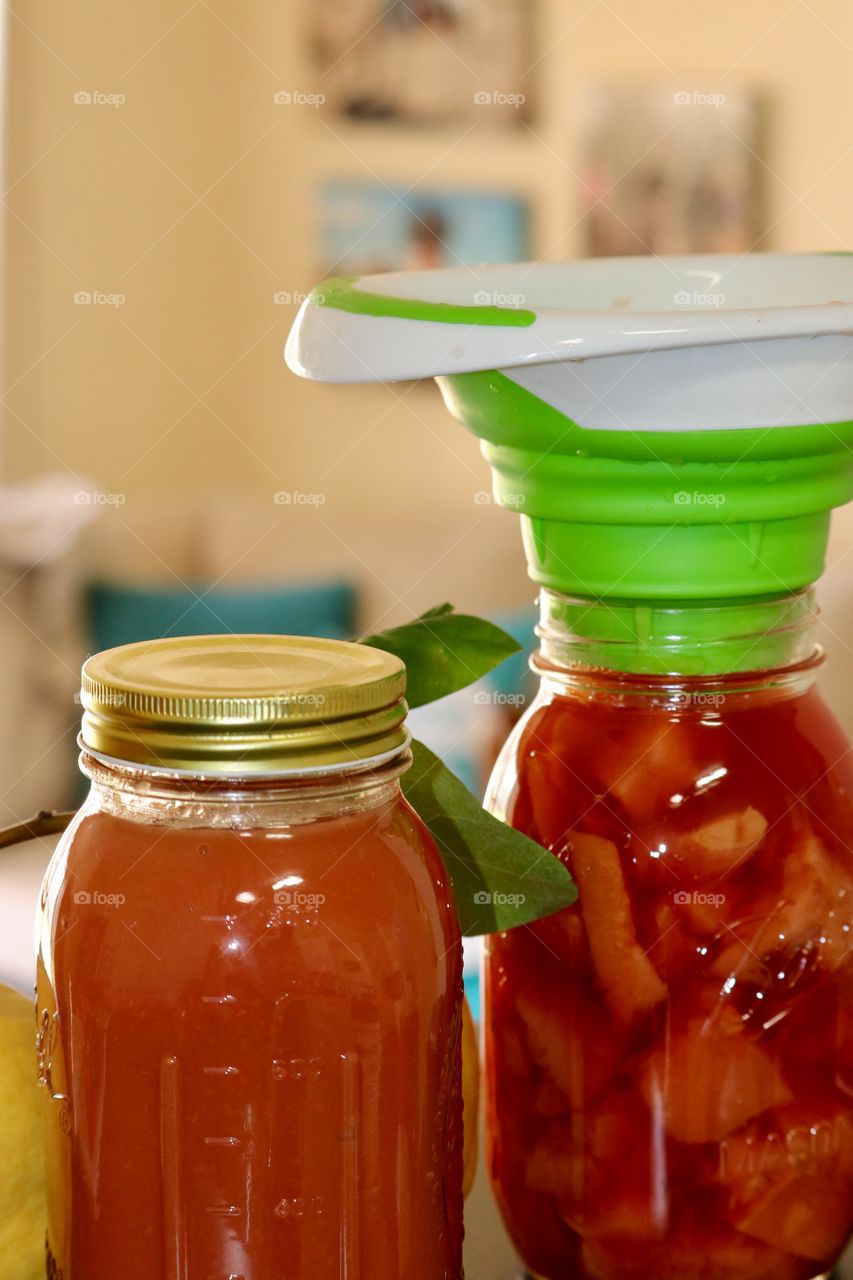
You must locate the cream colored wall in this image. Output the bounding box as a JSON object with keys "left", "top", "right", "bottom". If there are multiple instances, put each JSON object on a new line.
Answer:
{"left": 3, "top": 0, "right": 853, "bottom": 646}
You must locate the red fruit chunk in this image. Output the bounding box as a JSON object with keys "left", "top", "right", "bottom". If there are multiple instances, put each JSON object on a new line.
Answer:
{"left": 524, "top": 749, "right": 596, "bottom": 853}
{"left": 680, "top": 897, "right": 730, "bottom": 936}
{"left": 639, "top": 1028, "right": 792, "bottom": 1144}
{"left": 802, "top": 831, "right": 853, "bottom": 971}
{"left": 516, "top": 981, "right": 624, "bottom": 1107}
{"left": 534, "top": 1078, "right": 571, "bottom": 1118}
{"left": 533, "top": 907, "right": 588, "bottom": 968}
{"left": 525, "top": 1118, "right": 582, "bottom": 1199}
{"left": 712, "top": 824, "right": 853, "bottom": 984}
{"left": 497, "top": 1020, "right": 533, "bottom": 1081}
{"left": 557, "top": 1085, "right": 666, "bottom": 1244}
{"left": 595, "top": 719, "right": 695, "bottom": 820}
{"left": 586, "top": 1086, "right": 649, "bottom": 1167}
{"left": 735, "top": 1173, "right": 853, "bottom": 1262}
{"left": 561, "top": 1185, "right": 665, "bottom": 1243}
{"left": 836, "top": 980, "right": 853, "bottom": 1098}
{"left": 515, "top": 986, "right": 581, "bottom": 1107}
{"left": 568, "top": 831, "right": 668, "bottom": 1023}
{"left": 648, "top": 903, "right": 704, "bottom": 984}
{"left": 524, "top": 750, "right": 569, "bottom": 850}
{"left": 679, "top": 807, "right": 767, "bottom": 879}
{"left": 524, "top": 1087, "right": 663, "bottom": 1244}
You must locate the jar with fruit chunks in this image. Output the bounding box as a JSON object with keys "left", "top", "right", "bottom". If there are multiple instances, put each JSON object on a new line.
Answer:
{"left": 483, "top": 590, "right": 853, "bottom": 1280}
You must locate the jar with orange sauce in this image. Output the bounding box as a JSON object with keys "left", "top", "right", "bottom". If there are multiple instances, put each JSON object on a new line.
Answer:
{"left": 37, "top": 635, "right": 463, "bottom": 1280}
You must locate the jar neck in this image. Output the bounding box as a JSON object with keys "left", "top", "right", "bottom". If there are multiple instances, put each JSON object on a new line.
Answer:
{"left": 535, "top": 588, "right": 822, "bottom": 695}
{"left": 79, "top": 746, "right": 411, "bottom": 828}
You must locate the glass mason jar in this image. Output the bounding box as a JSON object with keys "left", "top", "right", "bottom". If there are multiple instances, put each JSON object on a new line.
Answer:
{"left": 484, "top": 590, "right": 853, "bottom": 1280}
{"left": 38, "top": 635, "right": 463, "bottom": 1280}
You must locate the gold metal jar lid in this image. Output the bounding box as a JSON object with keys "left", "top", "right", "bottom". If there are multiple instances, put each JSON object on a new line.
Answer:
{"left": 80, "top": 635, "right": 408, "bottom": 775}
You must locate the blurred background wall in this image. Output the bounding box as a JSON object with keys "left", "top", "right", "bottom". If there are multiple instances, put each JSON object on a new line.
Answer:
{"left": 0, "top": 0, "right": 852, "bottom": 819}
{"left": 7, "top": 0, "right": 853, "bottom": 602}
{"left": 2, "top": 0, "right": 528, "bottom": 620}
{"left": 2, "top": 12, "right": 853, "bottom": 1270}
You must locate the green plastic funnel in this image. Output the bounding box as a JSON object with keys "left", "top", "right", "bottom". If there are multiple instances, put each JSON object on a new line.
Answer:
{"left": 286, "top": 255, "right": 853, "bottom": 602}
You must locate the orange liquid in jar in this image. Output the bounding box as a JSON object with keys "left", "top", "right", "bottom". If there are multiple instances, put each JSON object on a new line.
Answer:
{"left": 38, "top": 789, "right": 463, "bottom": 1280}
{"left": 485, "top": 673, "right": 853, "bottom": 1280}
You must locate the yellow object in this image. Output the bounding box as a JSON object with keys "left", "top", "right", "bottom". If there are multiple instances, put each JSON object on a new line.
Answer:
{"left": 0, "top": 984, "right": 45, "bottom": 1280}
{"left": 462, "top": 997, "right": 479, "bottom": 1198}
{"left": 80, "top": 635, "right": 408, "bottom": 774}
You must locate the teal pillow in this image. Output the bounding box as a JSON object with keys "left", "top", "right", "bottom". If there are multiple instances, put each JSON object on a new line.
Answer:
{"left": 86, "top": 580, "right": 357, "bottom": 653}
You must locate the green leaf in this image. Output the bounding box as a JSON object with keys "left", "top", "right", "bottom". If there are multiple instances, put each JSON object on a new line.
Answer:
{"left": 402, "top": 740, "right": 577, "bottom": 936}
{"left": 362, "top": 605, "right": 521, "bottom": 708}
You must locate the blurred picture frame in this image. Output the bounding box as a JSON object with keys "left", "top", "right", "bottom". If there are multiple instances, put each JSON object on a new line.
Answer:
{"left": 316, "top": 179, "right": 529, "bottom": 275}
{"left": 578, "top": 85, "right": 763, "bottom": 256}
{"left": 311, "top": 0, "right": 530, "bottom": 126}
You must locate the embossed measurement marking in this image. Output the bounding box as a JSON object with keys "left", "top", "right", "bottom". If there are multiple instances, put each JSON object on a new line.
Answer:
{"left": 273, "top": 1195, "right": 327, "bottom": 1219}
